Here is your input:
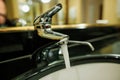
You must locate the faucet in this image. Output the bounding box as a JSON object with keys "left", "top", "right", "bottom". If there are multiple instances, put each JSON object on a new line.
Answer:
{"left": 33, "top": 3, "right": 94, "bottom": 69}
{"left": 33, "top": 3, "right": 68, "bottom": 40}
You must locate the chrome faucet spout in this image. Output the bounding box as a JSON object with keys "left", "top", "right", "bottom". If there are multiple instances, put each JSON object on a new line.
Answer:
{"left": 69, "top": 40, "right": 95, "bottom": 51}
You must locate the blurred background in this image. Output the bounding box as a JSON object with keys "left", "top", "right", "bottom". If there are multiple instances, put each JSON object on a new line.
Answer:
{"left": 2, "top": 0, "right": 120, "bottom": 27}
{"left": 1, "top": 0, "right": 120, "bottom": 80}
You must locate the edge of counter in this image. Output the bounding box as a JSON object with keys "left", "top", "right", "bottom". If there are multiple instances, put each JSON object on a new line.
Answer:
{"left": 0, "top": 24, "right": 120, "bottom": 33}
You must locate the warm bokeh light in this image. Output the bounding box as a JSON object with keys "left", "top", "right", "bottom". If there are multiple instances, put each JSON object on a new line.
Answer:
{"left": 41, "top": 0, "right": 51, "bottom": 3}
{"left": 20, "top": 4, "right": 30, "bottom": 13}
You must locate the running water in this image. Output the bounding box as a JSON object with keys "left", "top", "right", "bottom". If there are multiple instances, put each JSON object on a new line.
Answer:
{"left": 61, "top": 43, "right": 71, "bottom": 69}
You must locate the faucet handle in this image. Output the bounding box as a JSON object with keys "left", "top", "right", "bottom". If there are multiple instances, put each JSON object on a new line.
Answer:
{"left": 33, "top": 3, "right": 69, "bottom": 40}
{"left": 33, "top": 3, "right": 62, "bottom": 28}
